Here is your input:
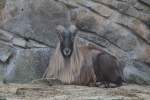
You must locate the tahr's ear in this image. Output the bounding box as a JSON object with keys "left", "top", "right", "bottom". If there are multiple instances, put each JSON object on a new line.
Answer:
{"left": 69, "top": 25, "right": 78, "bottom": 37}
{"left": 56, "top": 25, "right": 65, "bottom": 41}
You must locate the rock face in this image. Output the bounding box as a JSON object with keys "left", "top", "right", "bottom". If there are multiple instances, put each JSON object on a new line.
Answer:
{"left": 0, "top": 0, "right": 150, "bottom": 84}
{"left": 4, "top": 48, "right": 53, "bottom": 83}
{"left": 0, "top": 0, "right": 65, "bottom": 83}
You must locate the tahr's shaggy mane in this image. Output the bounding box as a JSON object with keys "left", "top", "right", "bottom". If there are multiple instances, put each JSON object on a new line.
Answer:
{"left": 44, "top": 25, "right": 124, "bottom": 87}
{"left": 45, "top": 39, "right": 101, "bottom": 85}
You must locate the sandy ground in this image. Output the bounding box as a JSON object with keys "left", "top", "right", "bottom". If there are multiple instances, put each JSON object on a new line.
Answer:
{"left": 0, "top": 83, "right": 149, "bottom": 100}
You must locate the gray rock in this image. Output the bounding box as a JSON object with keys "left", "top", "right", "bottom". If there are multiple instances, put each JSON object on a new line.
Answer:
{"left": 124, "top": 61, "right": 150, "bottom": 85}
{"left": 76, "top": 14, "right": 138, "bottom": 52}
{"left": 0, "top": 0, "right": 70, "bottom": 46}
{"left": 4, "top": 48, "right": 54, "bottom": 83}
{"left": 139, "top": 0, "right": 150, "bottom": 6}
{"left": 0, "top": 43, "right": 13, "bottom": 63}
{"left": 76, "top": 15, "right": 100, "bottom": 33}
{"left": 0, "top": 29, "right": 13, "bottom": 42}
{"left": 0, "top": 0, "right": 5, "bottom": 11}
{"left": 26, "top": 40, "right": 48, "bottom": 48}
{"left": 12, "top": 37, "right": 26, "bottom": 48}
{"left": 103, "top": 22, "right": 138, "bottom": 52}
{"left": 134, "top": 2, "right": 150, "bottom": 14}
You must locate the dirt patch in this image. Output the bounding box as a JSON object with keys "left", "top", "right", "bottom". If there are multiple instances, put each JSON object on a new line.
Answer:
{"left": 0, "top": 83, "right": 150, "bottom": 100}
{"left": 16, "top": 87, "right": 64, "bottom": 97}
{"left": 108, "top": 85, "right": 150, "bottom": 100}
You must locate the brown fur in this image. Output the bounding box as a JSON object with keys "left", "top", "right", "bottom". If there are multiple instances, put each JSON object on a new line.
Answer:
{"left": 45, "top": 38, "right": 103, "bottom": 85}
{"left": 95, "top": 53, "right": 124, "bottom": 87}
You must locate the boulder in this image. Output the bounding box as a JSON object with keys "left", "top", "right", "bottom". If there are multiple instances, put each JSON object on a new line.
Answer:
{"left": 0, "top": 0, "right": 5, "bottom": 12}
{"left": 0, "top": 0, "right": 70, "bottom": 46}
{"left": 12, "top": 37, "right": 26, "bottom": 48}
{"left": 139, "top": 0, "right": 150, "bottom": 6}
{"left": 0, "top": 29, "right": 13, "bottom": 42}
{"left": 124, "top": 61, "right": 150, "bottom": 85}
{"left": 0, "top": 43, "right": 13, "bottom": 63}
{"left": 4, "top": 48, "right": 54, "bottom": 83}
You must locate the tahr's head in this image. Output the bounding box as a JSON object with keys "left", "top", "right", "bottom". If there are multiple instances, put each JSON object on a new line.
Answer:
{"left": 56, "top": 25, "right": 77, "bottom": 58}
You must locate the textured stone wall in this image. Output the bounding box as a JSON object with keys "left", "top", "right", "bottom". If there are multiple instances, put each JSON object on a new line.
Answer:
{"left": 0, "top": 0, "right": 70, "bottom": 83}
{"left": 0, "top": 0, "right": 150, "bottom": 84}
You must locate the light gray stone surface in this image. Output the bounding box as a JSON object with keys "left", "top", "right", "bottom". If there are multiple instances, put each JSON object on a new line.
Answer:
{"left": 4, "top": 48, "right": 53, "bottom": 83}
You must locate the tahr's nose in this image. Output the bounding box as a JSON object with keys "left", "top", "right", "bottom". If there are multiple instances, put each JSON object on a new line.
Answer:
{"left": 65, "top": 48, "right": 70, "bottom": 53}
{"left": 63, "top": 48, "right": 71, "bottom": 56}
